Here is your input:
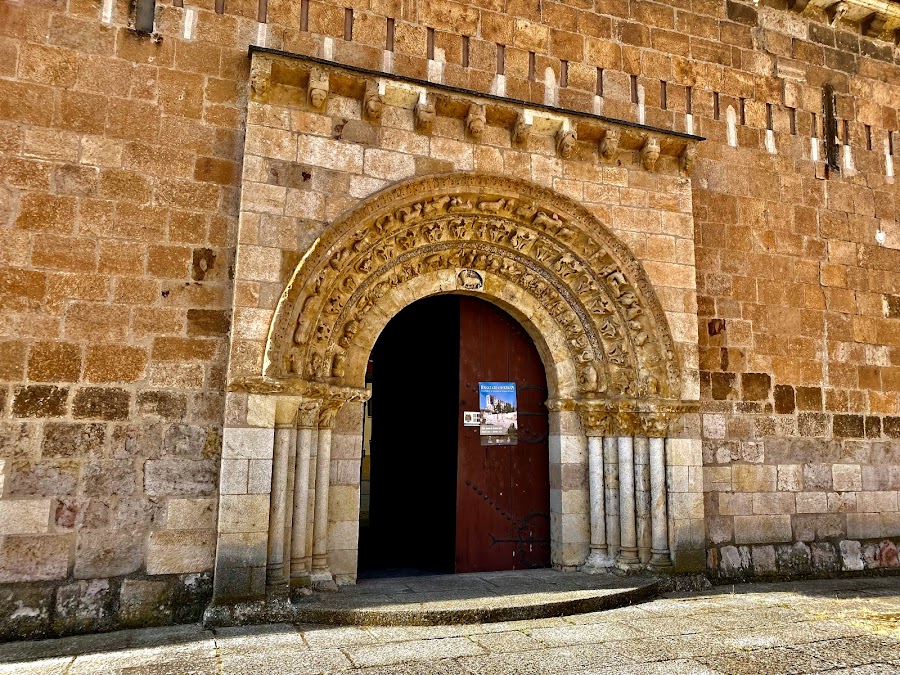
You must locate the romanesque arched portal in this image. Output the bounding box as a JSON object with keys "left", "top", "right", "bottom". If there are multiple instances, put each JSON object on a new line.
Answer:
{"left": 215, "top": 174, "right": 694, "bottom": 606}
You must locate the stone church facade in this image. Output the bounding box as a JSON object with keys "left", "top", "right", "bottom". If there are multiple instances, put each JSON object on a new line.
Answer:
{"left": 0, "top": 0, "right": 898, "bottom": 637}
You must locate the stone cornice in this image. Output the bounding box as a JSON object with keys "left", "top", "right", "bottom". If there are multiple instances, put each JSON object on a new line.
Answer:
{"left": 248, "top": 46, "right": 705, "bottom": 148}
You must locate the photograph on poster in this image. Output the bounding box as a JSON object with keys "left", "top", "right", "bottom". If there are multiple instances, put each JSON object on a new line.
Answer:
{"left": 479, "top": 382, "right": 518, "bottom": 445}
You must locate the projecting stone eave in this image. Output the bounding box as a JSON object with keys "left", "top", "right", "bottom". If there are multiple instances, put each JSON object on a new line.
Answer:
{"left": 248, "top": 45, "right": 705, "bottom": 167}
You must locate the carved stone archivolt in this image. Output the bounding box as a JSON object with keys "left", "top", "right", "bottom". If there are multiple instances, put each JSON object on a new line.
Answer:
{"left": 261, "top": 174, "right": 683, "bottom": 412}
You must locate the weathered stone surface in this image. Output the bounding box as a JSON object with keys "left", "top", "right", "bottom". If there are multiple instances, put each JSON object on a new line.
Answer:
{"left": 144, "top": 458, "right": 217, "bottom": 496}
{"left": 73, "top": 531, "right": 143, "bottom": 579}
{"left": 72, "top": 387, "right": 130, "bottom": 421}
{"left": 146, "top": 529, "right": 216, "bottom": 575}
{"left": 52, "top": 579, "right": 115, "bottom": 634}
{"left": 119, "top": 580, "right": 174, "bottom": 628}
{"left": 0, "top": 534, "right": 72, "bottom": 582}
{"left": 80, "top": 460, "right": 136, "bottom": 497}
{"left": 41, "top": 422, "right": 106, "bottom": 458}
{"left": 0, "top": 584, "right": 53, "bottom": 640}
{"left": 12, "top": 385, "right": 68, "bottom": 418}
{"left": 162, "top": 423, "right": 207, "bottom": 458}
{"left": 7, "top": 459, "right": 80, "bottom": 497}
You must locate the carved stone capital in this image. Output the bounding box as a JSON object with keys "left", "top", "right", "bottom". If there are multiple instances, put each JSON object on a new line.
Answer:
{"left": 297, "top": 401, "right": 320, "bottom": 429}
{"left": 641, "top": 136, "right": 661, "bottom": 172}
{"left": 308, "top": 68, "right": 329, "bottom": 110}
{"left": 576, "top": 401, "right": 614, "bottom": 437}
{"left": 363, "top": 81, "right": 384, "bottom": 122}
{"left": 466, "top": 104, "right": 485, "bottom": 140}
{"left": 318, "top": 400, "right": 344, "bottom": 429}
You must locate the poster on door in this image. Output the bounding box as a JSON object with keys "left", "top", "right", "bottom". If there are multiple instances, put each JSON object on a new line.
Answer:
{"left": 479, "top": 382, "right": 518, "bottom": 446}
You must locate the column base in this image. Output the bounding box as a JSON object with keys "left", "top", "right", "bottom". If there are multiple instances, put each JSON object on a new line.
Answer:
{"left": 582, "top": 549, "right": 615, "bottom": 572}
{"left": 616, "top": 548, "right": 642, "bottom": 571}
{"left": 310, "top": 570, "right": 338, "bottom": 592}
{"left": 650, "top": 550, "right": 673, "bottom": 569}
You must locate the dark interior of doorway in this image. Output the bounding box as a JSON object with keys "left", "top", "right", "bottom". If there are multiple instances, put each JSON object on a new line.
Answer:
{"left": 358, "top": 295, "right": 460, "bottom": 578}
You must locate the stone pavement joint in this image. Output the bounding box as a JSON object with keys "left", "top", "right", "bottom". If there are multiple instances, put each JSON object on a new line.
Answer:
{"left": 1, "top": 577, "right": 900, "bottom": 673}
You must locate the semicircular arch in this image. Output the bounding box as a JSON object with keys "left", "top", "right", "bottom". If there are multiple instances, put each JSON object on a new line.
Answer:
{"left": 265, "top": 173, "right": 681, "bottom": 403}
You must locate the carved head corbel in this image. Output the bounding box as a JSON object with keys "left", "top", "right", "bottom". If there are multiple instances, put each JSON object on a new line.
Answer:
{"left": 308, "top": 68, "right": 329, "bottom": 110}
{"left": 680, "top": 145, "right": 697, "bottom": 175}
{"left": 556, "top": 128, "right": 577, "bottom": 159}
{"left": 466, "top": 104, "right": 486, "bottom": 140}
{"left": 640, "top": 135, "right": 661, "bottom": 172}
{"left": 415, "top": 97, "right": 435, "bottom": 134}
{"left": 600, "top": 128, "right": 620, "bottom": 162}
{"left": 363, "top": 80, "right": 384, "bottom": 121}
{"left": 512, "top": 112, "right": 530, "bottom": 146}
{"left": 250, "top": 62, "right": 270, "bottom": 99}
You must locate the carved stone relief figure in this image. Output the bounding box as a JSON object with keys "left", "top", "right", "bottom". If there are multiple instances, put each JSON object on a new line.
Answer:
{"left": 641, "top": 136, "right": 661, "bottom": 172}
{"left": 363, "top": 81, "right": 384, "bottom": 121}
{"left": 556, "top": 129, "right": 577, "bottom": 159}
{"left": 600, "top": 128, "right": 620, "bottom": 161}
{"left": 414, "top": 99, "right": 435, "bottom": 133}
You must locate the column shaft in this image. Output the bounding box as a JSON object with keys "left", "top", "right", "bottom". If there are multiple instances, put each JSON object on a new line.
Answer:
{"left": 266, "top": 423, "right": 293, "bottom": 590}
{"left": 634, "top": 436, "right": 652, "bottom": 564}
{"left": 617, "top": 436, "right": 640, "bottom": 566}
{"left": 290, "top": 423, "right": 315, "bottom": 584}
{"left": 649, "top": 437, "right": 673, "bottom": 567}
{"left": 312, "top": 428, "right": 331, "bottom": 582}
{"left": 585, "top": 435, "right": 610, "bottom": 568}
{"left": 603, "top": 436, "right": 620, "bottom": 561}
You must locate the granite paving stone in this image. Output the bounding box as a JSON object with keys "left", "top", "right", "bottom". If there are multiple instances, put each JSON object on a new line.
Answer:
{"left": 0, "top": 577, "right": 899, "bottom": 673}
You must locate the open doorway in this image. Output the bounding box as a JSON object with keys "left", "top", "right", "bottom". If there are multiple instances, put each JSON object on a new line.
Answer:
{"left": 358, "top": 295, "right": 550, "bottom": 578}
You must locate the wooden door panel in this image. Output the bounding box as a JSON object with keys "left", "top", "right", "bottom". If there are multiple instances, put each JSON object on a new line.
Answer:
{"left": 456, "top": 297, "right": 550, "bottom": 573}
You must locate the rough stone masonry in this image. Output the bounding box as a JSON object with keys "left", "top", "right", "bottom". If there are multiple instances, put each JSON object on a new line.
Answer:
{"left": 0, "top": 0, "right": 899, "bottom": 639}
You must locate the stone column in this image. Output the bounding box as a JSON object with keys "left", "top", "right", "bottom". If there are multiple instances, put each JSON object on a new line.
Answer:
{"left": 290, "top": 401, "right": 318, "bottom": 588}
{"left": 649, "top": 436, "right": 673, "bottom": 568}
{"left": 617, "top": 435, "right": 640, "bottom": 567}
{"left": 584, "top": 435, "right": 612, "bottom": 569}
{"left": 634, "top": 436, "right": 651, "bottom": 564}
{"left": 603, "top": 436, "right": 620, "bottom": 561}
{"left": 266, "top": 400, "right": 297, "bottom": 593}
{"left": 310, "top": 400, "right": 342, "bottom": 590}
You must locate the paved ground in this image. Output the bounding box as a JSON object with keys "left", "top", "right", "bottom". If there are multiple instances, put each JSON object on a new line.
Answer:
{"left": 1, "top": 577, "right": 899, "bottom": 674}
{"left": 292, "top": 569, "right": 656, "bottom": 624}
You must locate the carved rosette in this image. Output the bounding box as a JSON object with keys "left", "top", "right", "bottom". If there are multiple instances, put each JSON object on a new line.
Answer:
{"left": 266, "top": 174, "right": 683, "bottom": 407}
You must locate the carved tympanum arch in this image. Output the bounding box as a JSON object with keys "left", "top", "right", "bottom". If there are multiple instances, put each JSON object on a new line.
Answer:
{"left": 266, "top": 174, "right": 681, "bottom": 405}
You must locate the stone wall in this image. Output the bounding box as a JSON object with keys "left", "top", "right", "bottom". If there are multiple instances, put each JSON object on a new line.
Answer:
{"left": 0, "top": 0, "right": 898, "bottom": 638}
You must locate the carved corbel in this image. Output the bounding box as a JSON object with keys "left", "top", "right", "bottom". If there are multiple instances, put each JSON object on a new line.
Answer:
{"left": 640, "top": 136, "right": 661, "bottom": 172}
{"left": 825, "top": 1, "right": 848, "bottom": 27}
{"left": 556, "top": 128, "right": 577, "bottom": 159}
{"left": 600, "top": 128, "right": 620, "bottom": 162}
{"left": 512, "top": 112, "right": 530, "bottom": 146}
{"left": 307, "top": 68, "right": 329, "bottom": 110}
{"left": 466, "top": 103, "right": 486, "bottom": 140}
{"left": 414, "top": 98, "right": 435, "bottom": 134}
{"left": 249, "top": 61, "right": 271, "bottom": 99}
{"left": 363, "top": 81, "right": 384, "bottom": 122}
{"left": 680, "top": 145, "right": 697, "bottom": 175}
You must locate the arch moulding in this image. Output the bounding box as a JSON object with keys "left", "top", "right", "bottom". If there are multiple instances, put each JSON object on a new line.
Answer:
{"left": 235, "top": 173, "right": 691, "bottom": 435}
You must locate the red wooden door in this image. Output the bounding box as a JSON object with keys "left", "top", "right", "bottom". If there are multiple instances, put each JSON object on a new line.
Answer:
{"left": 455, "top": 297, "right": 550, "bottom": 573}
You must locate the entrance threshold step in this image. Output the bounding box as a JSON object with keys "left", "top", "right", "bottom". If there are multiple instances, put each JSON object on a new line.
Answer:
{"left": 293, "top": 569, "right": 659, "bottom": 626}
